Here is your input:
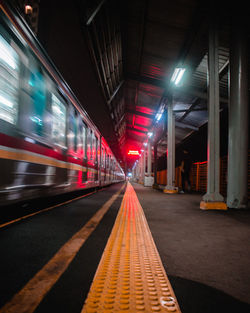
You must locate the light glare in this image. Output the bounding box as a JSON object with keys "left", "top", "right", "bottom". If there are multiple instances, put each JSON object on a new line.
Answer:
{"left": 171, "top": 68, "right": 186, "bottom": 86}
{"left": 0, "top": 36, "right": 17, "bottom": 69}
{"left": 0, "top": 95, "right": 14, "bottom": 108}
{"left": 156, "top": 113, "right": 162, "bottom": 121}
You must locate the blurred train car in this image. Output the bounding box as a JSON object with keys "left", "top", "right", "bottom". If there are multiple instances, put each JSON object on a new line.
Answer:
{"left": 0, "top": 2, "right": 125, "bottom": 206}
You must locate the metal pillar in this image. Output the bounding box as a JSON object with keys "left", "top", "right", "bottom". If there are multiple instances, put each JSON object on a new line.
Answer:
{"left": 139, "top": 154, "right": 143, "bottom": 184}
{"left": 148, "top": 141, "right": 152, "bottom": 176}
{"left": 143, "top": 150, "right": 146, "bottom": 184}
{"left": 137, "top": 162, "right": 140, "bottom": 182}
{"left": 144, "top": 141, "right": 154, "bottom": 186}
{"left": 164, "top": 96, "right": 177, "bottom": 193}
{"left": 200, "top": 16, "right": 226, "bottom": 210}
{"left": 139, "top": 151, "right": 143, "bottom": 184}
{"left": 227, "top": 14, "right": 249, "bottom": 209}
{"left": 153, "top": 143, "right": 158, "bottom": 188}
{"left": 132, "top": 166, "right": 135, "bottom": 182}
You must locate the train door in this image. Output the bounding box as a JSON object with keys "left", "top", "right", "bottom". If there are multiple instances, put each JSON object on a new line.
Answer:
{"left": 101, "top": 144, "right": 105, "bottom": 185}
{"left": 67, "top": 107, "right": 79, "bottom": 187}
{"left": 50, "top": 90, "right": 68, "bottom": 186}
{"left": 98, "top": 137, "right": 102, "bottom": 185}
{"left": 92, "top": 132, "right": 98, "bottom": 182}
{"left": 104, "top": 149, "right": 107, "bottom": 183}
{"left": 79, "top": 120, "right": 87, "bottom": 183}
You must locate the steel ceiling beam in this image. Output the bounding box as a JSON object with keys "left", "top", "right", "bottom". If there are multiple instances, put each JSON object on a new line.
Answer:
{"left": 126, "top": 109, "right": 153, "bottom": 119}
{"left": 175, "top": 121, "right": 199, "bottom": 131}
{"left": 127, "top": 72, "right": 166, "bottom": 89}
{"left": 133, "top": 123, "right": 150, "bottom": 129}
{"left": 178, "top": 97, "right": 200, "bottom": 122}
{"left": 126, "top": 126, "right": 148, "bottom": 134}
{"left": 108, "top": 80, "right": 124, "bottom": 104}
{"left": 219, "top": 60, "right": 229, "bottom": 80}
{"left": 177, "top": 86, "right": 228, "bottom": 103}
{"left": 86, "top": 0, "right": 107, "bottom": 26}
{"left": 174, "top": 107, "right": 207, "bottom": 113}
{"left": 178, "top": 54, "right": 229, "bottom": 123}
{"left": 126, "top": 132, "right": 146, "bottom": 142}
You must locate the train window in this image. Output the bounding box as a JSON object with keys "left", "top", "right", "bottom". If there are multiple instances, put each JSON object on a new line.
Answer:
{"left": 28, "top": 63, "right": 47, "bottom": 137}
{"left": 101, "top": 147, "right": 104, "bottom": 167}
{"left": 86, "top": 127, "right": 92, "bottom": 160}
{"left": 0, "top": 34, "right": 19, "bottom": 125}
{"left": 78, "top": 120, "right": 83, "bottom": 154}
{"left": 79, "top": 121, "right": 87, "bottom": 159}
{"left": 51, "top": 94, "right": 66, "bottom": 147}
{"left": 92, "top": 134, "right": 95, "bottom": 161}
{"left": 95, "top": 136, "right": 98, "bottom": 163}
{"left": 92, "top": 133, "right": 97, "bottom": 162}
{"left": 68, "top": 109, "right": 77, "bottom": 152}
{"left": 89, "top": 129, "right": 93, "bottom": 160}
{"left": 82, "top": 123, "right": 87, "bottom": 159}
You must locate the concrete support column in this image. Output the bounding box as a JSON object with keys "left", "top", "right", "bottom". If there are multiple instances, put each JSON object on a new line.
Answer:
{"left": 139, "top": 154, "right": 143, "bottom": 184}
{"left": 142, "top": 150, "right": 146, "bottom": 184}
{"left": 132, "top": 166, "right": 135, "bottom": 182}
{"left": 153, "top": 143, "right": 158, "bottom": 188}
{"left": 200, "top": 16, "right": 226, "bottom": 210}
{"left": 148, "top": 141, "right": 152, "bottom": 176}
{"left": 227, "top": 14, "right": 249, "bottom": 209}
{"left": 144, "top": 140, "right": 154, "bottom": 186}
{"left": 164, "top": 96, "right": 178, "bottom": 194}
{"left": 136, "top": 159, "right": 140, "bottom": 183}
{"left": 137, "top": 163, "right": 140, "bottom": 182}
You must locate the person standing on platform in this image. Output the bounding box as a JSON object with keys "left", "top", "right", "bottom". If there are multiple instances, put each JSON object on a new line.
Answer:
{"left": 180, "top": 149, "right": 192, "bottom": 193}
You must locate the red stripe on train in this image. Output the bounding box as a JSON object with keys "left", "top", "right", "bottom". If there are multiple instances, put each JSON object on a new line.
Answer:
{"left": 0, "top": 133, "right": 98, "bottom": 170}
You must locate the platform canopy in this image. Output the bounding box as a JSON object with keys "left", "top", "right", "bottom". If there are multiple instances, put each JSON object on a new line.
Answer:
{"left": 81, "top": 0, "right": 234, "bottom": 169}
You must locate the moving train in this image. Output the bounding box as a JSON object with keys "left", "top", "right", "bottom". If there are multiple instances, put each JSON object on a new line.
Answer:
{"left": 0, "top": 2, "right": 125, "bottom": 206}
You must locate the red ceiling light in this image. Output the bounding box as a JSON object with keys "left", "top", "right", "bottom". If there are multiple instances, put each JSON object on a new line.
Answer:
{"left": 128, "top": 150, "right": 140, "bottom": 156}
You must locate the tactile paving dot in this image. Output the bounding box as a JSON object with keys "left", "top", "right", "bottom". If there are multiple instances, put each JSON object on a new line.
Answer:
{"left": 136, "top": 295, "right": 144, "bottom": 300}
{"left": 151, "top": 301, "right": 160, "bottom": 306}
{"left": 152, "top": 306, "right": 161, "bottom": 311}
{"left": 136, "top": 300, "right": 144, "bottom": 305}
{"left": 136, "top": 305, "right": 145, "bottom": 310}
{"left": 88, "top": 303, "right": 98, "bottom": 308}
{"left": 120, "top": 304, "right": 129, "bottom": 310}
{"left": 104, "top": 298, "right": 114, "bottom": 304}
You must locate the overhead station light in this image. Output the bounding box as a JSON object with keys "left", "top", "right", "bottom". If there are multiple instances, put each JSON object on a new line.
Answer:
{"left": 155, "top": 105, "right": 164, "bottom": 122}
{"left": 156, "top": 112, "right": 163, "bottom": 121}
{"left": 147, "top": 132, "right": 153, "bottom": 138}
{"left": 171, "top": 67, "right": 186, "bottom": 86}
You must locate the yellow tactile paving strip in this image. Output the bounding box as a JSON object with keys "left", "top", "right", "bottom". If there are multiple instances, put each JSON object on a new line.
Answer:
{"left": 82, "top": 182, "right": 182, "bottom": 313}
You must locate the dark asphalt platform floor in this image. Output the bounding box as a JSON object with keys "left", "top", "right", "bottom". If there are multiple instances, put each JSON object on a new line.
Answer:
{"left": 0, "top": 182, "right": 125, "bottom": 313}
{"left": 132, "top": 182, "right": 250, "bottom": 313}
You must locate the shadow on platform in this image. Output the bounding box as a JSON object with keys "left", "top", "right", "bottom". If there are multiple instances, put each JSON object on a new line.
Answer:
{"left": 169, "top": 275, "right": 250, "bottom": 313}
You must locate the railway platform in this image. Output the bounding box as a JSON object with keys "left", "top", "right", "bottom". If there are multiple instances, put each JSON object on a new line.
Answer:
{"left": 0, "top": 182, "right": 250, "bottom": 313}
